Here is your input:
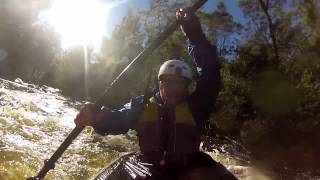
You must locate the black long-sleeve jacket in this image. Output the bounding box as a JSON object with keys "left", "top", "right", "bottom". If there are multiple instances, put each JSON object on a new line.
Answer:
{"left": 93, "top": 35, "right": 220, "bottom": 159}
{"left": 93, "top": 35, "right": 220, "bottom": 133}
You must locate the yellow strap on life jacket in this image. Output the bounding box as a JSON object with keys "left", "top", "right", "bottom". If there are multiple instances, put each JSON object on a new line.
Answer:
{"left": 175, "top": 103, "right": 196, "bottom": 126}
{"left": 141, "top": 97, "right": 196, "bottom": 126}
{"left": 140, "top": 97, "right": 158, "bottom": 122}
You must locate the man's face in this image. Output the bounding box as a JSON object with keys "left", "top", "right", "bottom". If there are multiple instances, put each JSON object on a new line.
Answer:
{"left": 159, "top": 75, "right": 190, "bottom": 105}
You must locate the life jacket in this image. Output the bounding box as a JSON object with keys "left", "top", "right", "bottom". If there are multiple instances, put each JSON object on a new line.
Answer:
{"left": 136, "top": 96, "right": 201, "bottom": 162}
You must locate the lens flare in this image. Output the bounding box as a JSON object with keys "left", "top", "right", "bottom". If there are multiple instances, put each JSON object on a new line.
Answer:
{"left": 45, "top": 0, "right": 108, "bottom": 49}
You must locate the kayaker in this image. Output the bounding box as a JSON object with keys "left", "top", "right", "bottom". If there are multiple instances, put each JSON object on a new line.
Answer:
{"left": 75, "top": 8, "right": 237, "bottom": 180}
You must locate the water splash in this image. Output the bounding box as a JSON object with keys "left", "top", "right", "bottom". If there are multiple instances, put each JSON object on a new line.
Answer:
{"left": 0, "top": 78, "right": 140, "bottom": 179}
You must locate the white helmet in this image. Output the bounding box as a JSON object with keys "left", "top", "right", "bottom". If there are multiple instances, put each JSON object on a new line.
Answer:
{"left": 158, "top": 60, "right": 193, "bottom": 81}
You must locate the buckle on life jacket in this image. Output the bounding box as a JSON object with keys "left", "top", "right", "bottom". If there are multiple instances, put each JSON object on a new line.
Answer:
{"left": 160, "top": 159, "right": 166, "bottom": 166}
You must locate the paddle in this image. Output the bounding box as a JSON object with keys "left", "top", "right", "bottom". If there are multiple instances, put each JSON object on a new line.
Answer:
{"left": 28, "top": 0, "right": 208, "bottom": 179}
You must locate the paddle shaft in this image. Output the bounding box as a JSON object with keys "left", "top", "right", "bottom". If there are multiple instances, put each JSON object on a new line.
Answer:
{"left": 95, "top": 0, "right": 208, "bottom": 108}
{"left": 30, "top": 0, "right": 208, "bottom": 179}
{"left": 29, "top": 127, "right": 84, "bottom": 179}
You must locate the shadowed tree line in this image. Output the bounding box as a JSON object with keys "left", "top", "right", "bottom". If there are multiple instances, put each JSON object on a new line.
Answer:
{"left": 0, "top": 0, "right": 319, "bottom": 177}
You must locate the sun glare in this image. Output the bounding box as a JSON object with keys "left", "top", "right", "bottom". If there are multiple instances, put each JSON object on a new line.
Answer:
{"left": 46, "top": 0, "right": 108, "bottom": 49}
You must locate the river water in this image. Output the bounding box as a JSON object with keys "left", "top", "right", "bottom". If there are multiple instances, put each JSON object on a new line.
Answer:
{"left": 0, "top": 78, "right": 317, "bottom": 179}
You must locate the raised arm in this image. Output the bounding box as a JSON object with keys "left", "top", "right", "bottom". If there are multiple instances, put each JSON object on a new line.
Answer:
{"left": 188, "top": 36, "right": 221, "bottom": 129}
{"left": 177, "top": 9, "right": 221, "bottom": 130}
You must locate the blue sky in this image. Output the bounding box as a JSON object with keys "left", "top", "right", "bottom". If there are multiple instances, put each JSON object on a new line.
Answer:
{"left": 105, "top": 0, "right": 245, "bottom": 37}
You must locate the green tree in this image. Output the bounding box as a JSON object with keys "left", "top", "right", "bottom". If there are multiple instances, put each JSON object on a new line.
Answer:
{"left": 198, "top": 2, "right": 242, "bottom": 58}
{"left": 54, "top": 47, "right": 86, "bottom": 99}
{"left": 89, "top": 10, "right": 146, "bottom": 105}
{"left": 0, "top": 0, "right": 59, "bottom": 81}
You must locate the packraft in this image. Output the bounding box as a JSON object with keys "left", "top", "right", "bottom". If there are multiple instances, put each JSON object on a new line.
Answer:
{"left": 94, "top": 153, "right": 151, "bottom": 180}
{"left": 93, "top": 152, "right": 238, "bottom": 180}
